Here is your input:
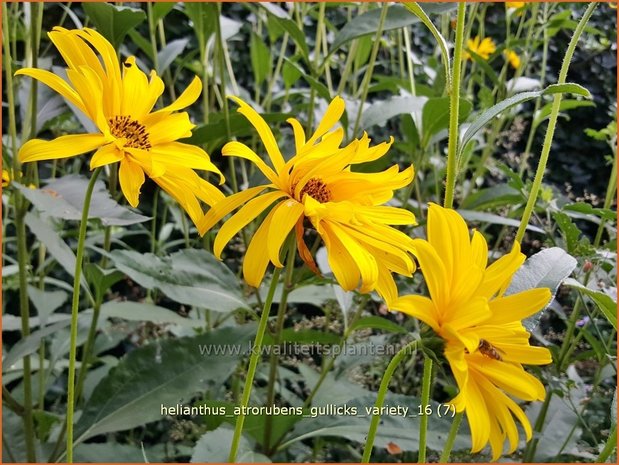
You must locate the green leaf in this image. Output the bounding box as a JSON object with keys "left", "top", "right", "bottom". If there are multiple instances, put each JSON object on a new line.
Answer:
{"left": 283, "top": 58, "right": 331, "bottom": 101}
{"left": 108, "top": 249, "right": 249, "bottom": 313}
{"left": 553, "top": 212, "right": 582, "bottom": 254}
{"left": 99, "top": 301, "right": 206, "bottom": 328}
{"left": 460, "top": 184, "right": 524, "bottom": 210}
{"left": 27, "top": 286, "right": 68, "bottom": 327}
{"left": 84, "top": 264, "right": 125, "bottom": 303}
{"left": 458, "top": 210, "right": 545, "bottom": 234}
{"left": 191, "top": 425, "right": 270, "bottom": 463}
{"left": 505, "top": 247, "right": 577, "bottom": 331}
{"left": 329, "top": 3, "right": 457, "bottom": 59}
{"left": 75, "top": 325, "right": 256, "bottom": 441}
{"left": 156, "top": 38, "right": 189, "bottom": 75}
{"left": 459, "top": 83, "right": 591, "bottom": 159}
{"left": 421, "top": 97, "right": 472, "bottom": 147}
{"left": 183, "top": 3, "right": 218, "bottom": 44}
{"left": 282, "top": 59, "right": 302, "bottom": 89}
{"left": 82, "top": 3, "right": 146, "bottom": 49}
{"left": 251, "top": 31, "right": 272, "bottom": 85}
{"left": 279, "top": 393, "right": 468, "bottom": 453}
{"left": 563, "top": 278, "right": 617, "bottom": 330}
{"left": 562, "top": 202, "right": 617, "bottom": 222}
{"left": 152, "top": 2, "right": 175, "bottom": 23}
{"left": 15, "top": 175, "right": 149, "bottom": 226}
{"left": 349, "top": 316, "right": 407, "bottom": 334}
{"left": 533, "top": 99, "right": 595, "bottom": 130}
{"left": 24, "top": 212, "right": 90, "bottom": 296}
{"left": 269, "top": 17, "right": 310, "bottom": 66}
{"left": 402, "top": 3, "right": 451, "bottom": 90}
{"left": 360, "top": 95, "right": 427, "bottom": 129}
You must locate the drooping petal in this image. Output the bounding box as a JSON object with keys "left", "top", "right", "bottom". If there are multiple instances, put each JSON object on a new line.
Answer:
{"left": 198, "top": 186, "right": 268, "bottom": 235}
{"left": 149, "top": 142, "right": 224, "bottom": 183}
{"left": 320, "top": 222, "right": 361, "bottom": 292}
{"left": 411, "top": 239, "right": 449, "bottom": 311}
{"left": 267, "top": 198, "right": 305, "bottom": 267}
{"left": 146, "top": 112, "right": 195, "bottom": 145}
{"left": 243, "top": 207, "right": 278, "bottom": 288}
{"left": 213, "top": 192, "right": 287, "bottom": 259}
{"left": 19, "top": 134, "right": 107, "bottom": 163}
{"left": 90, "top": 143, "right": 124, "bottom": 169}
{"left": 15, "top": 68, "right": 85, "bottom": 114}
{"left": 389, "top": 295, "right": 439, "bottom": 331}
{"left": 118, "top": 157, "right": 145, "bottom": 207}
{"left": 222, "top": 141, "right": 280, "bottom": 185}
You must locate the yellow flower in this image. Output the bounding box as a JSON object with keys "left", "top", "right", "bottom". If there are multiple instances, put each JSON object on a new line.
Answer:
{"left": 466, "top": 36, "right": 497, "bottom": 61}
{"left": 505, "top": 2, "right": 525, "bottom": 8}
{"left": 16, "top": 27, "right": 224, "bottom": 226}
{"left": 390, "top": 204, "right": 552, "bottom": 460}
{"left": 199, "top": 97, "right": 416, "bottom": 302}
{"left": 2, "top": 169, "right": 11, "bottom": 187}
{"left": 504, "top": 49, "right": 521, "bottom": 69}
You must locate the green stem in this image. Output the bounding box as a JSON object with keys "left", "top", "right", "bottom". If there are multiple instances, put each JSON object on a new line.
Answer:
{"left": 352, "top": 3, "right": 388, "bottom": 139}
{"left": 66, "top": 167, "right": 102, "bottom": 463}
{"left": 523, "top": 389, "right": 552, "bottom": 461}
{"left": 596, "top": 424, "right": 617, "bottom": 463}
{"left": 228, "top": 266, "right": 283, "bottom": 462}
{"left": 361, "top": 339, "right": 419, "bottom": 463}
{"left": 418, "top": 356, "right": 433, "bottom": 463}
{"left": 515, "top": 2, "right": 597, "bottom": 243}
{"left": 439, "top": 411, "right": 463, "bottom": 463}
{"left": 5, "top": 3, "right": 36, "bottom": 459}
{"left": 443, "top": 2, "right": 465, "bottom": 209}
{"left": 264, "top": 238, "right": 297, "bottom": 452}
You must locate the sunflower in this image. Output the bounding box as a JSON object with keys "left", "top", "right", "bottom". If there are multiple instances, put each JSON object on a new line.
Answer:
{"left": 504, "top": 49, "right": 521, "bottom": 70}
{"left": 390, "top": 204, "right": 552, "bottom": 460}
{"left": 16, "top": 27, "right": 224, "bottom": 226}
{"left": 466, "top": 36, "right": 497, "bottom": 61}
{"left": 199, "top": 96, "right": 416, "bottom": 303}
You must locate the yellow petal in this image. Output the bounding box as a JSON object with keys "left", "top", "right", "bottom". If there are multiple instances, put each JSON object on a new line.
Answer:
{"left": 306, "top": 96, "right": 345, "bottom": 145}
{"left": 15, "top": 68, "right": 85, "bottom": 114}
{"left": 90, "top": 143, "right": 124, "bottom": 169}
{"left": 320, "top": 223, "right": 360, "bottom": 292}
{"left": 149, "top": 142, "right": 224, "bottom": 183}
{"left": 147, "top": 112, "right": 195, "bottom": 145}
{"left": 473, "top": 357, "right": 546, "bottom": 401}
{"left": 198, "top": 186, "right": 268, "bottom": 235}
{"left": 229, "top": 95, "right": 286, "bottom": 172}
{"left": 156, "top": 75, "right": 202, "bottom": 114}
{"left": 119, "top": 56, "right": 151, "bottom": 118}
{"left": 118, "top": 157, "right": 145, "bottom": 207}
{"left": 153, "top": 173, "right": 205, "bottom": 227}
{"left": 243, "top": 207, "right": 278, "bottom": 287}
{"left": 19, "top": 134, "right": 107, "bottom": 163}
{"left": 479, "top": 241, "right": 525, "bottom": 299}
{"left": 411, "top": 239, "right": 449, "bottom": 311}
{"left": 213, "top": 191, "right": 287, "bottom": 259}
{"left": 488, "top": 288, "right": 551, "bottom": 325}
{"left": 375, "top": 264, "right": 398, "bottom": 305}
{"left": 287, "top": 117, "right": 306, "bottom": 153}
{"left": 267, "top": 199, "right": 305, "bottom": 267}
{"left": 222, "top": 141, "right": 280, "bottom": 185}
{"left": 470, "top": 230, "right": 488, "bottom": 270}
{"left": 390, "top": 295, "right": 439, "bottom": 331}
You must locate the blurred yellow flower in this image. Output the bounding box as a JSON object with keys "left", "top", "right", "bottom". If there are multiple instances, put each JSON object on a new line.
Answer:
{"left": 200, "top": 97, "right": 416, "bottom": 302}
{"left": 2, "top": 169, "right": 35, "bottom": 189}
{"left": 390, "top": 204, "right": 552, "bottom": 460}
{"left": 466, "top": 36, "right": 497, "bottom": 60}
{"left": 506, "top": 2, "right": 525, "bottom": 8}
{"left": 505, "top": 49, "right": 521, "bottom": 69}
{"left": 16, "top": 27, "right": 224, "bottom": 226}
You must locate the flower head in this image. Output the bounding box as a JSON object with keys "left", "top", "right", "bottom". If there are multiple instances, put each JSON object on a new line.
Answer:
{"left": 504, "top": 49, "right": 521, "bottom": 69}
{"left": 466, "top": 36, "right": 497, "bottom": 61}
{"left": 16, "top": 27, "right": 224, "bottom": 226}
{"left": 506, "top": 2, "right": 526, "bottom": 9}
{"left": 390, "top": 204, "right": 552, "bottom": 460}
{"left": 199, "top": 97, "right": 416, "bottom": 302}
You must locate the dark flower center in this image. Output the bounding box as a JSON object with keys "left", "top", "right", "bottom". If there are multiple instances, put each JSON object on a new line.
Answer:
{"left": 108, "top": 115, "right": 152, "bottom": 150}
{"left": 299, "top": 177, "right": 331, "bottom": 203}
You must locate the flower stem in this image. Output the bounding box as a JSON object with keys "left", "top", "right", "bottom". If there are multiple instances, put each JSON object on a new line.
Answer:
{"left": 66, "top": 167, "right": 102, "bottom": 463}
{"left": 264, "top": 238, "right": 297, "bottom": 453}
{"left": 439, "top": 411, "right": 463, "bottom": 463}
{"left": 596, "top": 424, "right": 617, "bottom": 463}
{"left": 361, "top": 339, "right": 419, "bottom": 463}
{"left": 418, "top": 356, "right": 433, "bottom": 463}
{"left": 443, "top": 1, "right": 466, "bottom": 209}
{"left": 228, "top": 265, "right": 283, "bottom": 462}
{"left": 515, "top": 2, "right": 596, "bottom": 243}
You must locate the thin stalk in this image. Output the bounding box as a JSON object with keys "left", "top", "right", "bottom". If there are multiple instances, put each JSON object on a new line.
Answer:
{"left": 264, "top": 238, "right": 297, "bottom": 452}
{"left": 228, "top": 266, "right": 283, "bottom": 462}
{"left": 418, "top": 357, "right": 433, "bottom": 463}
{"left": 443, "top": 2, "right": 466, "bottom": 209}
{"left": 5, "top": 3, "right": 36, "bottom": 459}
{"left": 66, "top": 167, "right": 102, "bottom": 463}
{"left": 439, "top": 411, "right": 463, "bottom": 463}
{"left": 515, "top": 2, "right": 597, "bottom": 243}
{"left": 361, "top": 339, "right": 419, "bottom": 463}
{"left": 596, "top": 424, "right": 617, "bottom": 463}
{"left": 352, "top": 3, "right": 389, "bottom": 139}
{"left": 593, "top": 145, "right": 617, "bottom": 247}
